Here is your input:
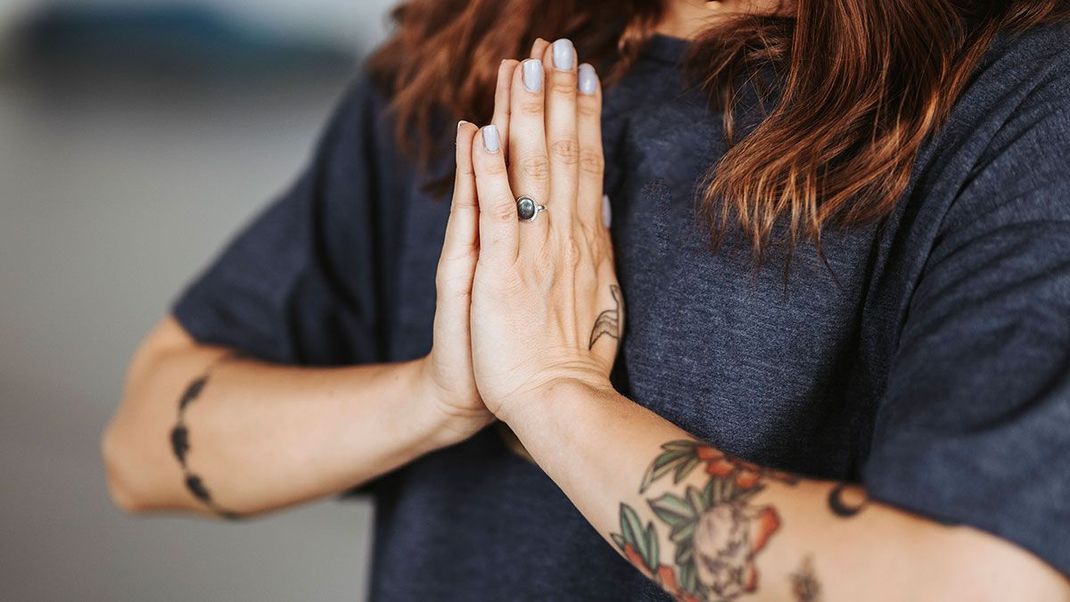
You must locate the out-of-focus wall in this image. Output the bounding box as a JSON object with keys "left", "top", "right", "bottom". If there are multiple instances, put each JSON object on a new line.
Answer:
{"left": 0, "top": 1, "right": 395, "bottom": 600}
{"left": 30, "top": 0, "right": 389, "bottom": 47}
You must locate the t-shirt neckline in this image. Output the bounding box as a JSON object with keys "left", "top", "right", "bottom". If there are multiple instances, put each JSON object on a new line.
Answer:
{"left": 641, "top": 33, "right": 690, "bottom": 64}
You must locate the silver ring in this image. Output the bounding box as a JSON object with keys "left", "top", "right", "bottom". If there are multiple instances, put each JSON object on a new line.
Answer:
{"left": 516, "top": 196, "right": 546, "bottom": 222}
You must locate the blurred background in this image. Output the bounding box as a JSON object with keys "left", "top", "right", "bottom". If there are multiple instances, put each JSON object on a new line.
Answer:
{"left": 1, "top": 1, "right": 394, "bottom": 599}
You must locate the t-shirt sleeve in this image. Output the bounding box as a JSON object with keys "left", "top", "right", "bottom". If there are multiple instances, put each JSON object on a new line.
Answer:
{"left": 863, "top": 66, "right": 1070, "bottom": 575}
{"left": 173, "top": 73, "right": 398, "bottom": 365}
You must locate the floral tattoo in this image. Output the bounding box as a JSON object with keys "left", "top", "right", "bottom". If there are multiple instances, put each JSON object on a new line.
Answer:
{"left": 612, "top": 440, "right": 796, "bottom": 601}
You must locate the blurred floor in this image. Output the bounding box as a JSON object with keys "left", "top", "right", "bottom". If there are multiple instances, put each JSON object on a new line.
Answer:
{"left": 0, "top": 52, "right": 376, "bottom": 602}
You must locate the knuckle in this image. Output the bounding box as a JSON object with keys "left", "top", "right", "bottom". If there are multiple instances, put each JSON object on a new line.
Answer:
{"left": 550, "top": 75, "right": 578, "bottom": 96}
{"left": 435, "top": 269, "right": 469, "bottom": 298}
{"left": 518, "top": 100, "right": 543, "bottom": 116}
{"left": 479, "top": 159, "right": 508, "bottom": 176}
{"left": 579, "top": 149, "right": 605, "bottom": 175}
{"left": 561, "top": 234, "right": 582, "bottom": 268}
{"left": 519, "top": 154, "right": 550, "bottom": 179}
{"left": 577, "top": 101, "right": 600, "bottom": 119}
{"left": 490, "top": 201, "right": 517, "bottom": 223}
{"left": 550, "top": 139, "right": 579, "bottom": 164}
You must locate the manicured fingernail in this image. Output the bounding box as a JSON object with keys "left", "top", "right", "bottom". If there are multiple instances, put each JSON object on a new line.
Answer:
{"left": 579, "top": 63, "right": 598, "bottom": 95}
{"left": 602, "top": 194, "right": 612, "bottom": 228}
{"left": 457, "top": 120, "right": 468, "bottom": 130}
{"left": 552, "top": 39, "right": 575, "bottom": 71}
{"left": 523, "top": 59, "right": 543, "bottom": 92}
{"left": 482, "top": 125, "right": 500, "bottom": 153}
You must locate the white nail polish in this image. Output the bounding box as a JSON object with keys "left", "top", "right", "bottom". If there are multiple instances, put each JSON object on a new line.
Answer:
{"left": 482, "top": 125, "right": 500, "bottom": 153}
{"left": 579, "top": 64, "right": 598, "bottom": 95}
{"left": 523, "top": 59, "right": 543, "bottom": 92}
{"left": 552, "top": 39, "right": 575, "bottom": 71}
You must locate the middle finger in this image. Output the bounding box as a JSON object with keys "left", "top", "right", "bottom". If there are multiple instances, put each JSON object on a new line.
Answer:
{"left": 542, "top": 38, "right": 580, "bottom": 227}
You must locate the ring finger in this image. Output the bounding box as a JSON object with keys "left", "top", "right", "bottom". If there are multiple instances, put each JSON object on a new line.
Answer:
{"left": 508, "top": 56, "right": 551, "bottom": 250}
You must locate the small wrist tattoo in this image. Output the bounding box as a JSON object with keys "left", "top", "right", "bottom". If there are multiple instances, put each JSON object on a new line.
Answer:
{"left": 589, "top": 284, "right": 624, "bottom": 349}
{"left": 170, "top": 352, "right": 243, "bottom": 520}
{"left": 827, "top": 482, "right": 868, "bottom": 518}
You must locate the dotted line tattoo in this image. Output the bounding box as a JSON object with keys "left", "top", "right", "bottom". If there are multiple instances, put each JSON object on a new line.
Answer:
{"left": 170, "top": 353, "right": 242, "bottom": 520}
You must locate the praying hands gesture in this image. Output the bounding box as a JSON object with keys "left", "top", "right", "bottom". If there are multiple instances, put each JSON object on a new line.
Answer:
{"left": 446, "top": 38, "right": 622, "bottom": 425}
{"left": 435, "top": 38, "right": 1070, "bottom": 602}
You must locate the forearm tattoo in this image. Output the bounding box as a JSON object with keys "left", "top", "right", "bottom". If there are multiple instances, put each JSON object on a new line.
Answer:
{"left": 827, "top": 482, "right": 868, "bottom": 518}
{"left": 612, "top": 440, "right": 796, "bottom": 601}
{"left": 170, "top": 353, "right": 242, "bottom": 519}
{"left": 614, "top": 439, "right": 871, "bottom": 600}
{"left": 589, "top": 284, "right": 624, "bottom": 349}
{"left": 790, "top": 556, "right": 822, "bottom": 602}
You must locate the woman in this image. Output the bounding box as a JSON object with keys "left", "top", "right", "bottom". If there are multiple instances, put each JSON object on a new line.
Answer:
{"left": 103, "top": 0, "right": 1070, "bottom": 599}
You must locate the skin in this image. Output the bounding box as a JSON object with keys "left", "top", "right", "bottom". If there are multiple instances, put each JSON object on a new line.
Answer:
{"left": 103, "top": 2, "right": 1070, "bottom": 598}
{"left": 658, "top": 0, "right": 788, "bottom": 37}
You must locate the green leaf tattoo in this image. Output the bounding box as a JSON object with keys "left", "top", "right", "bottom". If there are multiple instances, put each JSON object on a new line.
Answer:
{"left": 613, "top": 440, "right": 797, "bottom": 601}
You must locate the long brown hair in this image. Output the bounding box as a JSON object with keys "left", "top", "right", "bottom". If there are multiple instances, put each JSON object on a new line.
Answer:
{"left": 368, "top": 0, "right": 1069, "bottom": 255}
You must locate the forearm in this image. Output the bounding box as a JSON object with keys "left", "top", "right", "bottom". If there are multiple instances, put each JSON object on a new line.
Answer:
{"left": 103, "top": 319, "right": 466, "bottom": 517}
{"left": 504, "top": 380, "right": 1069, "bottom": 601}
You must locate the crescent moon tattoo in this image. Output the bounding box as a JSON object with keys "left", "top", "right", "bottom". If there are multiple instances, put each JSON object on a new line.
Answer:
{"left": 827, "top": 483, "right": 868, "bottom": 518}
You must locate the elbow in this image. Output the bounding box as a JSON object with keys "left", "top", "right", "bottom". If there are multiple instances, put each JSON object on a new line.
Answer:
{"left": 101, "top": 421, "right": 153, "bottom": 514}
{"left": 103, "top": 318, "right": 206, "bottom": 515}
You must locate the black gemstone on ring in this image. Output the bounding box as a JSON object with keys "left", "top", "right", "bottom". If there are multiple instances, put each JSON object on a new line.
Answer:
{"left": 517, "top": 196, "right": 538, "bottom": 221}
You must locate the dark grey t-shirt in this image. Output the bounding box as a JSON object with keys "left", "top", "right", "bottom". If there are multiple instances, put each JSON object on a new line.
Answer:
{"left": 174, "top": 26, "right": 1070, "bottom": 599}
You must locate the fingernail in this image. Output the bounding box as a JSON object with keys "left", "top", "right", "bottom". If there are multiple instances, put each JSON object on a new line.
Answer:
{"left": 482, "top": 125, "right": 500, "bottom": 153}
{"left": 457, "top": 120, "right": 467, "bottom": 130}
{"left": 552, "top": 39, "right": 575, "bottom": 71}
{"left": 602, "top": 194, "right": 612, "bottom": 228}
{"left": 523, "top": 59, "right": 543, "bottom": 92}
{"left": 579, "top": 63, "right": 598, "bottom": 95}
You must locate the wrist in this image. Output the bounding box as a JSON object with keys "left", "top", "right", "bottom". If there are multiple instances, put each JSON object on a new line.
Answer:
{"left": 498, "top": 373, "right": 614, "bottom": 432}
{"left": 410, "top": 356, "right": 493, "bottom": 450}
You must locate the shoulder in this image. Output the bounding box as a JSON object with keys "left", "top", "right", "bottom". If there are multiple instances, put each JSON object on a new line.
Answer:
{"left": 909, "top": 23, "right": 1070, "bottom": 270}
{"left": 319, "top": 66, "right": 396, "bottom": 147}
{"left": 976, "top": 23, "right": 1070, "bottom": 115}
{"left": 953, "top": 23, "right": 1070, "bottom": 137}
{"left": 308, "top": 61, "right": 432, "bottom": 200}
{"left": 928, "top": 24, "right": 1070, "bottom": 210}
{"left": 967, "top": 23, "right": 1070, "bottom": 176}
{"left": 985, "top": 21, "right": 1070, "bottom": 74}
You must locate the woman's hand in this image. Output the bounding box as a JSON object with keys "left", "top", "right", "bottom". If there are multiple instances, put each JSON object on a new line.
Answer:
{"left": 467, "top": 39, "right": 623, "bottom": 424}
{"left": 417, "top": 65, "right": 518, "bottom": 444}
